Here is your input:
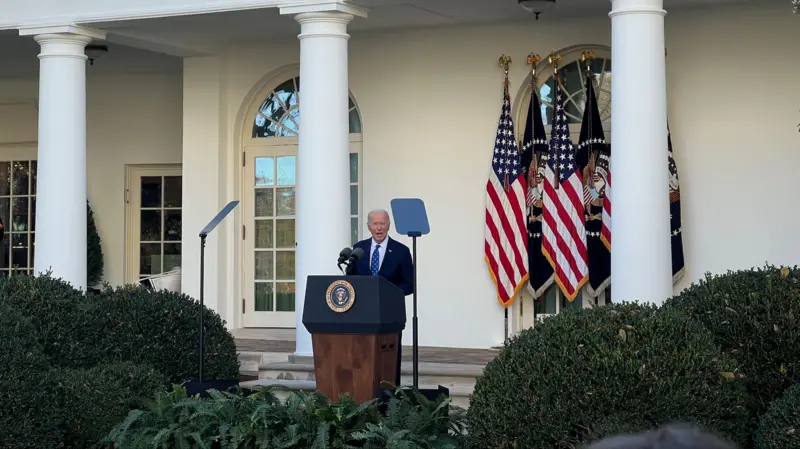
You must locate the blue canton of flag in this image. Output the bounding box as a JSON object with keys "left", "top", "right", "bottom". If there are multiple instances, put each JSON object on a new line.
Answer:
{"left": 492, "top": 92, "right": 522, "bottom": 187}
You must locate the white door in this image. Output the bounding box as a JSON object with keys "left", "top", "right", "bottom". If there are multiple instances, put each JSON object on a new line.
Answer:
{"left": 242, "top": 144, "right": 298, "bottom": 328}
{"left": 241, "top": 140, "right": 363, "bottom": 328}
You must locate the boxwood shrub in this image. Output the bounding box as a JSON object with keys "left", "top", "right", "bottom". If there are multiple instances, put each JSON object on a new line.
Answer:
{"left": 665, "top": 265, "right": 800, "bottom": 413}
{"left": 0, "top": 275, "right": 239, "bottom": 385}
{"left": 91, "top": 284, "right": 240, "bottom": 384}
{"left": 0, "top": 301, "right": 63, "bottom": 449}
{"left": 467, "top": 303, "right": 751, "bottom": 449}
{"left": 755, "top": 383, "right": 800, "bottom": 449}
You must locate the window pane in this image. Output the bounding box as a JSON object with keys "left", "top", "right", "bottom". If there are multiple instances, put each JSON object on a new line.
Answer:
{"left": 276, "top": 188, "right": 296, "bottom": 216}
{"left": 164, "top": 210, "right": 181, "bottom": 241}
{"left": 12, "top": 161, "right": 28, "bottom": 195}
{"left": 141, "top": 177, "right": 162, "bottom": 208}
{"left": 11, "top": 233, "right": 27, "bottom": 269}
{"left": 255, "top": 282, "right": 273, "bottom": 311}
{"left": 164, "top": 243, "right": 181, "bottom": 272}
{"left": 563, "top": 294, "right": 583, "bottom": 310}
{"left": 350, "top": 185, "right": 358, "bottom": 216}
{"left": 140, "top": 243, "right": 162, "bottom": 275}
{"left": 534, "top": 287, "right": 558, "bottom": 314}
{"left": 163, "top": 176, "right": 182, "bottom": 207}
{"left": 560, "top": 62, "right": 582, "bottom": 96}
{"left": 0, "top": 198, "right": 8, "bottom": 228}
{"left": 12, "top": 197, "right": 28, "bottom": 232}
{"left": 140, "top": 210, "right": 161, "bottom": 241}
{"left": 255, "top": 189, "right": 274, "bottom": 217}
{"left": 349, "top": 109, "right": 362, "bottom": 134}
{"left": 0, "top": 162, "right": 10, "bottom": 196}
{"left": 275, "top": 251, "right": 295, "bottom": 280}
{"left": 30, "top": 161, "right": 37, "bottom": 195}
{"left": 276, "top": 282, "right": 295, "bottom": 312}
{"left": 276, "top": 156, "right": 296, "bottom": 186}
{"left": 254, "top": 220, "right": 274, "bottom": 249}
{"left": 275, "top": 219, "right": 295, "bottom": 248}
{"left": 255, "top": 251, "right": 273, "bottom": 280}
{"left": 349, "top": 153, "right": 358, "bottom": 183}
{"left": 351, "top": 217, "right": 358, "bottom": 246}
{"left": 0, "top": 236, "right": 8, "bottom": 269}
{"left": 31, "top": 198, "right": 35, "bottom": 232}
{"left": 255, "top": 157, "right": 275, "bottom": 186}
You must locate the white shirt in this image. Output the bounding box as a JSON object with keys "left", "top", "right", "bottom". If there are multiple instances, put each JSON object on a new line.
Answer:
{"left": 370, "top": 237, "right": 388, "bottom": 271}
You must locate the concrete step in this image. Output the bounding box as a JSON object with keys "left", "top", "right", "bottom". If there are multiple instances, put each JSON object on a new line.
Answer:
{"left": 240, "top": 378, "right": 473, "bottom": 409}
{"left": 257, "top": 357, "right": 483, "bottom": 390}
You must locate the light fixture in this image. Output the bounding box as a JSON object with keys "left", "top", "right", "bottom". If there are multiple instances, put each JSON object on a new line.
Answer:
{"left": 519, "top": 0, "right": 556, "bottom": 20}
{"left": 85, "top": 44, "right": 108, "bottom": 66}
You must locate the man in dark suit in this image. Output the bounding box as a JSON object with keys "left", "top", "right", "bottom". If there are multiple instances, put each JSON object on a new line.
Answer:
{"left": 350, "top": 209, "right": 413, "bottom": 387}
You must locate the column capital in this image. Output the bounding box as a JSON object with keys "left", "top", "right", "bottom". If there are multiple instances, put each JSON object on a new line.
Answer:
{"left": 280, "top": 1, "right": 367, "bottom": 18}
{"left": 294, "top": 12, "right": 354, "bottom": 40}
{"left": 19, "top": 24, "right": 106, "bottom": 40}
{"left": 609, "top": 0, "right": 665, "bottom": 17}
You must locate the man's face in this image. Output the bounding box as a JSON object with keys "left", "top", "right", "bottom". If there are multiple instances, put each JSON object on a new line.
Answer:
{"left": 367, "top": 212, "right": 390, "bottom": 243}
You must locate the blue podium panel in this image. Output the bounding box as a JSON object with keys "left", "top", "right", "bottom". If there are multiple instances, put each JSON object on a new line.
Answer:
{"left": 390, "top": 198, "right": 430, "bottom": 237}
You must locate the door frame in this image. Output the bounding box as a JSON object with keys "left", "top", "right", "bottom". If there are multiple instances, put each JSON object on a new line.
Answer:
{"left": 123, "top": 164, "right": 183, "bottom": 284}
{"left": 239, "top": 135, "right": 363, "bottom": 328}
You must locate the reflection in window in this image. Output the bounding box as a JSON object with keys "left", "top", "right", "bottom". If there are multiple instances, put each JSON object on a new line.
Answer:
{"left": 252, "top": 76, "right": 362, "bottom": 138}
{"left": 538, "top": 57, "right": 611, "bottom": 125}
{"left": 0, "top": 160, "right": 36, "bottom": 275}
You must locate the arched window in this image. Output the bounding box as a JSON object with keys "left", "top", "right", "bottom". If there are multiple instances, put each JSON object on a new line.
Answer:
{"left": 252, "top": 76, "right": 362, "bottom": 138}
{"left": 515, "top": 46, "right": 611, "bottom": 130}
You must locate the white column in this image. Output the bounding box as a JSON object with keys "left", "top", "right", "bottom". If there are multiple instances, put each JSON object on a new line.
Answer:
{"left": 27, "top": 31, "right": 98, "bottom": 290}
{"left": 609, "top": 0, "right": 672, "bottom": 304}
{"left": 293, "top": 12, "right": 353, "bottom": 357}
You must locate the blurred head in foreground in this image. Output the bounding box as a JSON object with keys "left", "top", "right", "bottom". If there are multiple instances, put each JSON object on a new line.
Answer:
{"left": 584, "top": 424, "right": 737, "bottom": 449}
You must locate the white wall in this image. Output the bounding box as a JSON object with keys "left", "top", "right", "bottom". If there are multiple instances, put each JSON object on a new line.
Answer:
{"left": 0, "top": 70, "right": 183, "bottom": 287}
{"left": 196, "top": 0, "right": 800, "bottom": 349}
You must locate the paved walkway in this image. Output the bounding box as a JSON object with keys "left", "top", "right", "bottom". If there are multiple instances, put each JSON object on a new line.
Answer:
{"left": 235, "top": 339, "right": 499, "bottom": 365}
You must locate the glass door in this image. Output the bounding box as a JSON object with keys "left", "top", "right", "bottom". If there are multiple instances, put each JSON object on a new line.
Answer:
{"left": 243, "top": 146, "right": 297, "bottom": 327}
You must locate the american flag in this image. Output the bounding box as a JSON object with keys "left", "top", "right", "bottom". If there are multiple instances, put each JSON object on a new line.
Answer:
{"left": 601, "top": 169, "right": 611, "bottom": 251}
{"left": 541, "top": 79, "right": 589, "bottom": 301}
{"left": 485, "top": 81, "right": 529, "bottom": 308}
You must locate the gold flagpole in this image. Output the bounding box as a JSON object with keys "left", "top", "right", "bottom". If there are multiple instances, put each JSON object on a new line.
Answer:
{"left": 524, "top": 52, "right": 542, "bottom": 328}
{"left": 498, "top": 54, "right": 512, "bottom": 343}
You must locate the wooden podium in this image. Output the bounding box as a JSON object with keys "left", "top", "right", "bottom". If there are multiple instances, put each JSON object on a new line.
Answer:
{"left": 302, "top": 275, "right": 406, "bottom": 403}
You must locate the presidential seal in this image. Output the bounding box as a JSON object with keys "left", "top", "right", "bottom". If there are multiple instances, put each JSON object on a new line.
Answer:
{"left": 326, "top": 280, "right": 355, "bottom": 313}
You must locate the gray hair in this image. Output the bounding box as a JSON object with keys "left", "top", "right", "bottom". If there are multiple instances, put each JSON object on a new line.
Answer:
{"left": 366, "top": 209, "right": 390, "bottom": 223}
{"left": 584, "top": 424, "right": 737, "bottom": 449}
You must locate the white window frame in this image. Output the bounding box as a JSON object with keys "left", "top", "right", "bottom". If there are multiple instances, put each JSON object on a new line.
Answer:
{"left": 124, "top": 164, "right": 183, "bottom": 283}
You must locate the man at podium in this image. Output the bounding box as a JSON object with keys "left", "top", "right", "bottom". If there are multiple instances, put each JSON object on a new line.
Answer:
{"left": 350, "top": 208, "right": 414, "bottom": 385}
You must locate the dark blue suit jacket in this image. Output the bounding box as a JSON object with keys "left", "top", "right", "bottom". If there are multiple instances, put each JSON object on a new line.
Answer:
{"left": 351, "top": 237, "right": 414, "bottom": 296}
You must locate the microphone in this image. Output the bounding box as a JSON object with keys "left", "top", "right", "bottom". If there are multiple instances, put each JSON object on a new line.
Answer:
{"left": 348, "top": 247, "right": 365, "bottom": 263}
{"left": 337, "top": 247, "right": 352, "bottom": 264}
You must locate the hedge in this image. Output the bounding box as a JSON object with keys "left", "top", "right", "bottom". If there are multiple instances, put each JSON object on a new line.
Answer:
{"left": 467, "top": 303, "right": 751, "bottom": 449}
{"left": 665, "top": 265, "right": 800, "bottom": 413}
{"left": 755, "top": 383, "right": 800, "bottom": 449}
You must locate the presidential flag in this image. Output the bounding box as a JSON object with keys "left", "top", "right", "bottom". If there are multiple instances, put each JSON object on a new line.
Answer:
{"left": 485, "top": 80, "right": 529, "bottom": 308}
{"left": 668, "top": 127, "right": 685, "bottom": 282}
{"left": 576, "top": 73, "right": 611, "bottom": 296}
{"left": 520, "top": 82, "right": 554, "bottom": 298}
{"left": 541, "top": 79, "right": 589, "bottom": 301}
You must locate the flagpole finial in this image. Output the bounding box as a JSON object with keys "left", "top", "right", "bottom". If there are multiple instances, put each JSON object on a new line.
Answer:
{"left": 548, "top": 52, "right": 562, "bottom": 74}
{"left": 499, "top": 54, "right": 512, "bottom": 76}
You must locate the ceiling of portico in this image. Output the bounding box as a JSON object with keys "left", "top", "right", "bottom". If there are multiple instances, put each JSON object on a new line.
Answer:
{"left": 85, "top": 0, "right": 755, "bottom": 56}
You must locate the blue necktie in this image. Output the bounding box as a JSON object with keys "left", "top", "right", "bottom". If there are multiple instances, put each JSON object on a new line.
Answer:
{"left": 370, "top": 244, "right": 381, "bottom": 275}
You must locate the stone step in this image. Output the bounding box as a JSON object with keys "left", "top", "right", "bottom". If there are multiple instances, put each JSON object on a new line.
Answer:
{"left": 257, "top": 358, "right": 483, "bottom": 389}
{"left": 240, "top": 378, "right": 473, "bottom": 409}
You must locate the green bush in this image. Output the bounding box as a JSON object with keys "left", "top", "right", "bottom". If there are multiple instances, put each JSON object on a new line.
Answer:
{"left": 0, "top": 275, "right": 238, "bottom": 385}
{"left": 756, "top": 383, "right": 800, "bottom": 449}
{"left": 467, "top": 303, "right": 751, "bottom": 449}
{"left": 49, "top": 361, "right": 166, "bottom": 448}
{"left": 665, "top": 265, "right": 800, "bottom": 413}
{"left": 0, "top": 274, "right": 99, "bottom": 368}
{"left": 87, "top": 201, "right": 104, "bottom": 287}
{"left": 106, "top": 386, "right": 467, "bottom": 449}
{"left": 91, "top": 284, "right": 240, "bottom": 385}
{"left": 0, "top": 302, "right": 63, "bottom": 449}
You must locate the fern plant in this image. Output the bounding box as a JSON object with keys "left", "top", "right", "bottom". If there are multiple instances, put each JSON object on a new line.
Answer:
{"left": 106, "top": 386, "right": 465, "bottom": 449}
